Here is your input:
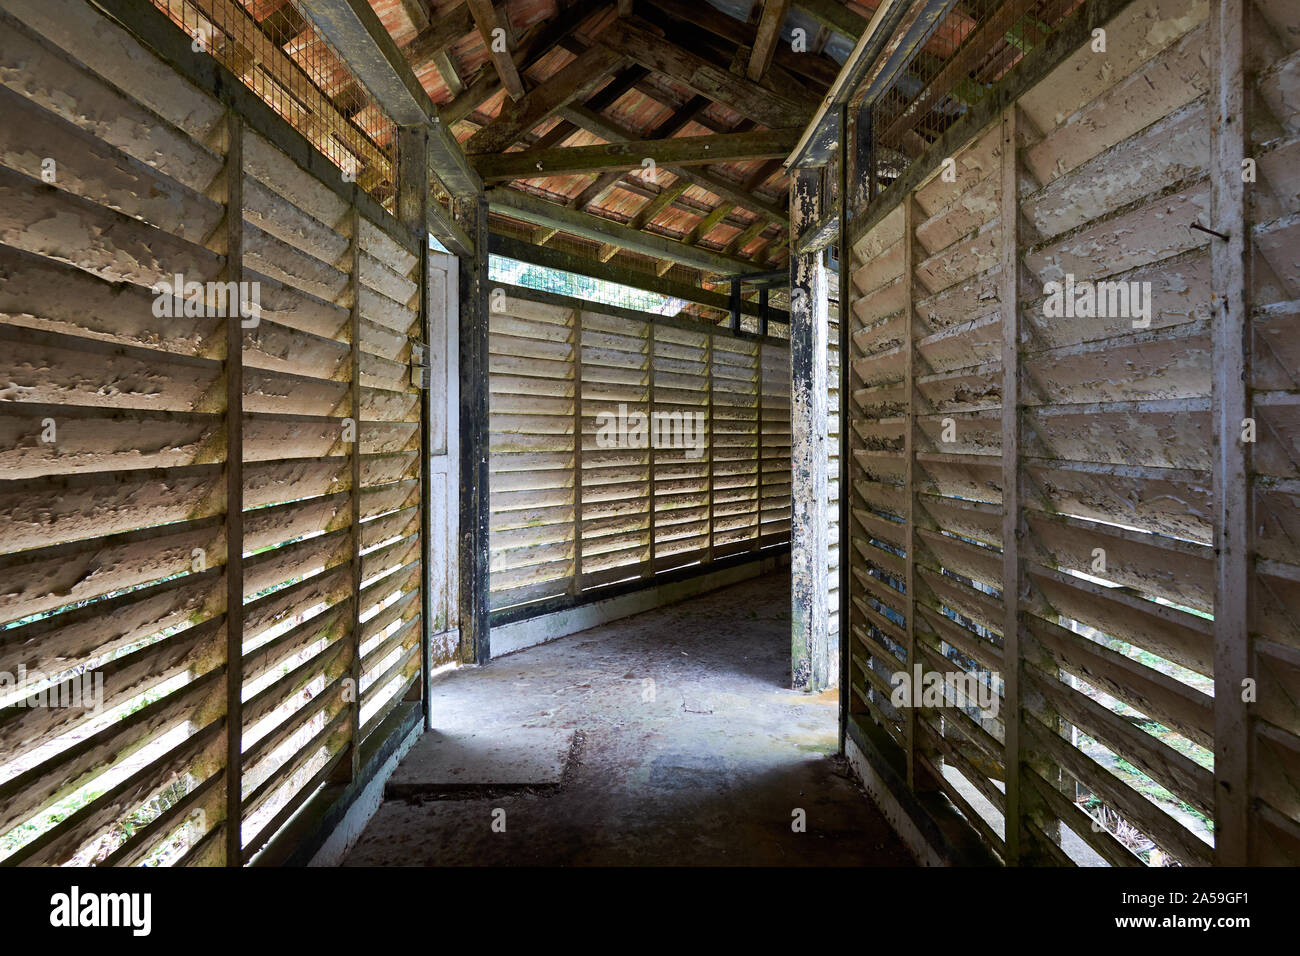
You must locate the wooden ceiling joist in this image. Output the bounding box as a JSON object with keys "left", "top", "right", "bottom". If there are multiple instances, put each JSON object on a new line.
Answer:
{"left": 472, "top": 127, "right": 802, "bottom": 181}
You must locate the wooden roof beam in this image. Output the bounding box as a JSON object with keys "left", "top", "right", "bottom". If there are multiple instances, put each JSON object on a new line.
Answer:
{"left": 440, "top": 0, "right": 608, "bottom": 126}
{"left": 557, "top": 104, "right": 789, "bottom": 226}
{"left": 294, "top": 0, "right": 480, "bottom": 195}
{"left": 465, "top": 0, "right": 525, "bottom": 100}
{"left": 530, "top": 66, "right": 650, "bottom": 150}
{"left": 725, "top": 215, "right": 771, "bottom": 255}
{"left": 748, "top": 0, "right": 792, "bottom": 81}
{"left": 464, "top": 44, "right": 627, "bottom": 154}
{"left": 596, "top": 19, "right": 815, "bottom": 128}
{"left": 562, "top": 91, "right": 712, "bottom": 214}
{"left": 643, "top": 0, "right": 839, "bottom": 88}
{"left": 488, "top": 187, "right": 758, "bottom": 275}
{"left": 472, "top": 127, "right": 802, "bottom": 181}
{"left": 791, "top": 0, "right": 869, "bottom": 40}
{"left": 402, "top": 1, "right": 475, "bottom": 70}
{"left": 687, "top": 202, "right": 735, "bottom": 245}
{"left": 398, "top": 0, "right": 465, "bottom": 97}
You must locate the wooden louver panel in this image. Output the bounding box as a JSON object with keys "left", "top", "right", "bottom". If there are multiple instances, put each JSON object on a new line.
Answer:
{"left": 488, "top": 290, "right": 792, "bottom": 615}
{"left": 0, "top": 0, "right": 427, "bottom": 867}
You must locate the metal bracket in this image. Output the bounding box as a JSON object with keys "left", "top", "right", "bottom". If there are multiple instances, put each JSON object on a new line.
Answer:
{"left": 410, "top": 343, "right": 431, "bottom": 388}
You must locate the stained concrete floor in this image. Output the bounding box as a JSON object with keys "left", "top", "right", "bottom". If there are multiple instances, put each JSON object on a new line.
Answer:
{"left": 343, "top": 572, "right": 914, "bottom": 866}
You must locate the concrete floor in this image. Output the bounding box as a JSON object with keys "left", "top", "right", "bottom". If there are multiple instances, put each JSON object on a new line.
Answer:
{"left": 343, "top": 572, "right": 914, "bottom": 866}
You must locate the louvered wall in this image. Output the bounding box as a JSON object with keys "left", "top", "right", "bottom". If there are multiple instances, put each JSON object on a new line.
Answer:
{"left": 0, "top": 2, "right": 432, "bottom": 866}
{"left": 844, "top": 0, "right": 1299, "bottom": 865}
{"left": 489, "top": 290, "right": 792, "bottom": 615}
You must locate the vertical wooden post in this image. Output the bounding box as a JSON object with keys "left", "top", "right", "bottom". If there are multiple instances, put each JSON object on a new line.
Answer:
{"left": 856, "top": 102, "right": 876, "bottom": 206}
{"left": 457, "top": 195, "right": 491, "bottom": 665}
{"left": 790, "top": 167, "right": 830, "bottom": 692}
{"left": 756, "top": 340, "right": 764, "bottom": 553}
{"left": 397, "top": 125, "right": 432, "bottom": 727}
{"left": 223, "top": 111, "right": 245, "bottom": 867}
{"left": 838, "top": 101, "right": 854, "bottom": 749}
{"left": 647, "top": 321, "right": 657, "bottom": 575}
{"left": 901, "top": 191, "right": 919, "bottom": 788}
{"left": 573, "top": 309, "right": 584, "bottom": 593}
{"left": 1210, "top": 0, "right": 1252, "bottom": 866}
{"left": 729, "top": 279, "right": 742, "bottom": 334}
{"left": 998, "top": 106, "right": 1025, "bottom": 864}
{"left": 347, "top": 204, "right": 363, "bottom": 778}
{"left": 706, "top": 330, "right": 716, "bottom": 564}
{"left": 759, "top": 287, "right": 770, "bottom": 337}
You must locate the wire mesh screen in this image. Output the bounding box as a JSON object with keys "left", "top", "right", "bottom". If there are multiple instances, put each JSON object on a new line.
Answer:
{"left": 867, "top": 0, "right": 1084, "bottom": 198}
{"left": 150, "top": 0, "right": 398, "bottom": 208}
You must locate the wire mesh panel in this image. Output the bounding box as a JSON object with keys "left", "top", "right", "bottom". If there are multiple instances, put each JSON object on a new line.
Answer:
{"left": 867, "top": 0, "right": 1083, "bottom": 201}
{"left": 149, "top": 0, "right": 397, "bottom": 208}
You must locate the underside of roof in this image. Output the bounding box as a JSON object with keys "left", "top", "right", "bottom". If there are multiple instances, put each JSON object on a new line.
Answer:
{"left": 148, "top": 0, "right": 1090, "bottom": 315}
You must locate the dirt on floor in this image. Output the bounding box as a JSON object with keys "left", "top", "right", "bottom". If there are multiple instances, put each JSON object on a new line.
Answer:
{"left": 343, "top": 572, "right": 915, "bottom": 866}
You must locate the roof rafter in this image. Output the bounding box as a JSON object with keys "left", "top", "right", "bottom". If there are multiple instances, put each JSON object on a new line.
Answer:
{"left": 465, "top": 0, "right": 525, "bottom": 99}
{"left": 747, "top": 0, "right": 792, "bottom": 81}
{"left": 402, "top": 1, "right": 475, "bottom": 70}
{"left": 438, "top": 0, "right": 608, "bottom": 126}
{"left": 791, "top": 0, "right": 870, "bottom": 39}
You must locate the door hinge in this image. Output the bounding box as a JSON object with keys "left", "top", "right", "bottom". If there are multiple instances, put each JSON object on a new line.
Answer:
{"left": 410, "top": 343, "right": 431, "bottom": 388}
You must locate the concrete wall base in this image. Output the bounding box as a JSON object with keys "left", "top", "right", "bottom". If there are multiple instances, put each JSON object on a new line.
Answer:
{"left": 491, "top": 553, "right": 791, "bottom": 659}
{"left": 307, "top": 718, "right": 423, "bottom": 867}
{"left": 845, "top": 735, "right": 949, "bottom": 867}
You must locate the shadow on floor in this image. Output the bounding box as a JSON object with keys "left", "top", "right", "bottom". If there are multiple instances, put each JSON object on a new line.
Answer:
{"left": 343, "top": 571, "right": 914, "bottom": 866}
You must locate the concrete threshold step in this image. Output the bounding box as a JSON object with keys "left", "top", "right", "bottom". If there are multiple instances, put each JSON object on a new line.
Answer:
{"left": 384, "top": 727, "right": 577, "bottom": 799}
